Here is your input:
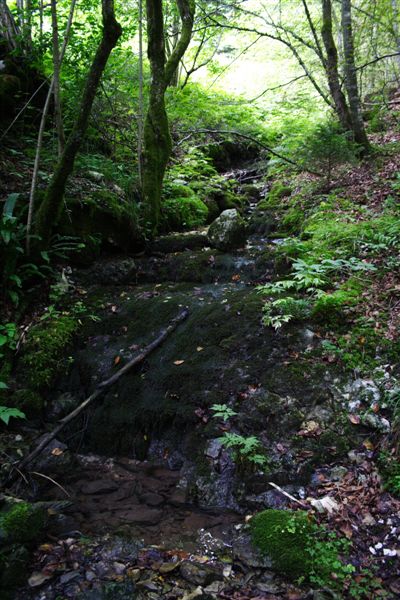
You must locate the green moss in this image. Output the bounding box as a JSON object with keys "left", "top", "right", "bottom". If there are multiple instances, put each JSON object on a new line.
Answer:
{"left": 250, "top": 509, "right": 354, "bottom": 588}
{"left": 161, "top": 196, "right": 209, "bottom": 231}
{"left": 250, "top": 509, "right": 314, "bottom": 579}
{"left": 0, "top": 502, "right": 46, "bottom": 544}
{"left": 61, "top": 189, "right": 143, "bottom": 254}
{"left": 266, "top": 182, "right": 292, "bottom": 207}
{"left": 19, "top": 316, "right": 79, "bottom": 390}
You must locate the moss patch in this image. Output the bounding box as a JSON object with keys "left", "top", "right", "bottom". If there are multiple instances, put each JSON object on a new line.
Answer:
{"left": 19, "top": 316, "right": 79, "bottom": 390}
{"left": 0, "top": 501, "right": 46, "bottom": 544}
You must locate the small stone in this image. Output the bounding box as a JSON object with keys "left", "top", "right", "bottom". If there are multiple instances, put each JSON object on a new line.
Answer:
{"left": 118, "top": 507, "right": 162, "bottom": 524}
{"left": 140, "top": 492, "right": 165, "bottom": 507}
{"left": 169, "top": 489, "right": 187, "bottom": 506}
{"left": 60, "top": 571, "right": 80, "bottom": 585}
{"left": 180, "top": 561, "right": 222, "bottom": 586}
{"left": 128, "top": 568, "right": 141, "bottom": 582}
{"left": 113, "top": 561, "right": 126, "bottom": 575}
{"left": 80, "top": 480, "right": 118, "bottom": 494}
{"left": 383, "top": 548, "right": 397, "bottom": 557}
{"left": 362, "top": 513, "right": 376, "bottom": 526}
{"left": 86, "top": 571, "right": 96, "bottom": 582}
{"left": 137, "top": 579, "right": 159, "bottom": 592}
{"left": 159, "top": 561, "right": 181, "bottom": 574}
{"left": 329, "top": 466, "right": 348, "bottom": 481}
{"left": 205, "top": 439, "right": 223, "bottom": 460}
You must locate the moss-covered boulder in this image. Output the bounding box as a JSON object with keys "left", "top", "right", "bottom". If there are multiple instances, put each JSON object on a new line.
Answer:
{"left": 0, "top": 501, "right": 47, "bottom": 597}
{"left": 250, "top": 509, "right": 313, "bottom": 579}
{"left": 208, "top": 209, "right": 247, "bottom": 251}
{"left": 160, "top": 196, "right": 209, "bottom": 232}
{"left": 61, "top": 190, "right": 144, "bottom": 258}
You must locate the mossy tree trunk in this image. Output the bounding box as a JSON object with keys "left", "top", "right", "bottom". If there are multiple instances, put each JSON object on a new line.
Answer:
{"left": 34, "top": 0, "right": 122, "bottom": 244}
{"left": 321, "top": 0, "right": 352, "bottom": 132}
{"left": 142, "top": 0, "right": 195, "bottom": 234}
{"left": 341, "top": 0, "right": 370, "bottom": 153}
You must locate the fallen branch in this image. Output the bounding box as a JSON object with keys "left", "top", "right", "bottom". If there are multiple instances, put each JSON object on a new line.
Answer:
{"left": 12, "top": 308, "right": 189, "bottom": 476}
{"left": 267, "top": 481, "right": 308, "bottom": 508}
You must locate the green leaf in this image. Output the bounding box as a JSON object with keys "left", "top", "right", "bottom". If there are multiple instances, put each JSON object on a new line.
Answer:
{"left": 0, "top": 382, "right": 8, "bottom": 390}
{"left": 0, "top": 406, "right": 26, "bottom": 425}
{"left": 3, "top": 193, "right": 20, "bottom": 217}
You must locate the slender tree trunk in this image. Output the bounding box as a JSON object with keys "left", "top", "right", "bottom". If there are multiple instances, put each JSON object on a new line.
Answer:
{"left": 392, "top": 0, "right": 400, "bottom": 74}
{"left": 26, "top": 0, "right": 77, "bottom": 254}
{"left": 142, "top": 0, "right": 195, "bottom": 233}
{"left": 321, "top": 0, "right": 352, "bottom": 131}
{"left": 137, "top": 0, "right": 144, "bottom": 187}
{"left": 0, "top": 0, "right": 20, "bottom": 53}
{"left": 341, "top": 0, "right": 370, "bottom": 152}
{"left": 34, "top": 0, "right": 122, "bottom": 244}
{"left": 51, "top": 0, "right": 65, "bottom": 157}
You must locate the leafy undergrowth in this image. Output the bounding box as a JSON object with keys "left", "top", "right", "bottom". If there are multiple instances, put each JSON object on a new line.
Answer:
{"left": 253, "top": 112, "right": 400, "bottom": 598}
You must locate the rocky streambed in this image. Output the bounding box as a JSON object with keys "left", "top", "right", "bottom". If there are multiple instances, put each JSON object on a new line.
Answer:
{"left": 7, "top": 182, "right": 400, "bottom": 599}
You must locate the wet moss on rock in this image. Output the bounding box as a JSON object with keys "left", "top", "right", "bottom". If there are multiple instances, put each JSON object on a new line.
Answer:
{"left": 19, "top": 316, "right": 79, "bottom": 390}
{"left": 0, "top": 501, "right": 46, "bottom": 544}
{"left": 250, "top": 509, "right": 313, "bottom": 579}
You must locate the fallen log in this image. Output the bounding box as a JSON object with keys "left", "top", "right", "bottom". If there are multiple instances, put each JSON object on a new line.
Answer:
{"left": 12, "top": 308, "right": 189, "bottom": 476}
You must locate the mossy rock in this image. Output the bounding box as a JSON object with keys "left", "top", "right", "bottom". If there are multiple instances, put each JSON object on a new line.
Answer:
{"left": 18, "top": 316, "right": 79, "bottom": 390}
{"left": 9, "top": 389, "right": 44, "bottom": 419}
{"left": 250, "top": 509, "right": 314, "bottom": 579}
{"left": 61, "top": 190, "right": 144, "bottom": 256}
{"left": 267, "top": 182, "right": 292, "bottom": 207}
{"left": 0, "top": 502, "right": 46, "bottom": 544}
{"left": 160, "top": 196, "right": 209, "bottom": 232}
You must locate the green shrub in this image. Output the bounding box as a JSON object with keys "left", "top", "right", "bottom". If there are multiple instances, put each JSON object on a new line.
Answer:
{"left": 298, "top": 121, "right": 359, "bottom": 185}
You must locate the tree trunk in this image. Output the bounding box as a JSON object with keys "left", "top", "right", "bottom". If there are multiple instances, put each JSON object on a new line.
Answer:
{"left": 142, "top": 0, "right": 195, "bottom": 234}
{"left": 34, "top": 0, "right": 122, "bottom": 243}
{"left": 51, "top": 0, "right": 65, "bottom": 157}
{"left": 0, "top": 0, "right": 20, "bottom": 54}
{"left": 341, "top": 0, "right": 370, "bottom": 152}
{"left": 26, "top": 0, "right": 76, "bottom": 254}
{"left": 321, "top": 0, "right": 352, "bottom": 131}
{"left": 392, "top": 0, "right": 400, "bottom": 74}
{"left": 137, "top": 0, "right": 144, "bottom": 187}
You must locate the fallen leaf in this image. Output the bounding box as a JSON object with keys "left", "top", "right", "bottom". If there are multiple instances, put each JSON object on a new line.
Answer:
{"left": 114, "top": 356, "right": 121, "bottom": 365}
{"left": 174, "top": 360, "right": 185, "bottom": 365}
{"left": 28, "top": 572, "right": 53, "bottom": 587}
{"left": 196, "top": 346, "right": 204, "bottom": 352}
{"left": 363, "top": 439, "right": 374, "bottom": 451}
{"left": 348, "top": 414, "right": 361, "bottom": 425}
{"left": 51, "top": 447, "right": 63, "bottom": 456}
{"left": 310, "top": 495, "right": 339, "bottom": 514}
